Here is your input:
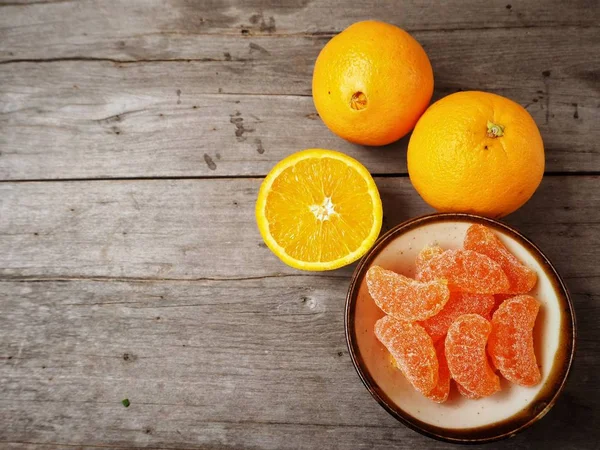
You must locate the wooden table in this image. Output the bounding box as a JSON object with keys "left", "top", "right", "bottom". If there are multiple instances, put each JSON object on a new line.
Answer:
{"left": 1, "top": 1, "right": 599, "bottom": 448}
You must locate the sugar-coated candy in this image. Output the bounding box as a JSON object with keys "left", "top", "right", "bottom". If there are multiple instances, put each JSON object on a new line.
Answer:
{"left": 425, "top": 340, "right": 451, "bottom": 403}
{"left": 446, "top": 314, "right": 501, "bottom": 397}
{"left": 375, "top": 316, "right": 439, "bottom": 396}
{"left": 456, "top": 381, "right": 482, "bottom": 399}
{"left": 488, "top": 295, "right": 541, "bottom": 386}
{"left": 367, "top": 266, "right": 450, "bottom": 322}
{"left": 464, "top": 224, "right": 537, "bottom": 294}
{"left": 415, "top": 245, "right": 444, "bottom": 278}
{"left": 420, "top": 249, "right": 510, "bottom": 294}
{"left": 420, "top": 292, "right": 495, "bottom": 343}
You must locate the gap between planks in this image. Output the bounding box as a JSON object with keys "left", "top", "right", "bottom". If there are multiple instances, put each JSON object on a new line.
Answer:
{"left": 1, "top": 24, "right": 599, "bottom": 66}
{"left": 0, "top": 23, "right": 598, "bottom": 45}
{"left": 0, "top": 273, "right": 349, "bottom": 283}
{"left": 0, "top": 274, "right": 595, "bottom": 285}
{"left": 0, "top": 172, "right": 598, "bottom": 184}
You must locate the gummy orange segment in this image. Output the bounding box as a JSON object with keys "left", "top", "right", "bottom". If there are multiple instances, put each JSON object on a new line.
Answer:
{"left": 488, "top": 295, "right": 541, "bottom": 386}
{"left": 420, "top": 249, "right": 510, "bottom": 294}
{"left": 415, "top": 245, "right": 443, "bottom": 279}
{"left": 492, "top": 294, "right": 513, "bottom": 315}
{"left": 426, "top": 340, "right": 450, "bottom": 403}
{"left": 375, "top": 316, "right": 438, "bottom": 395}
{"left": 366, "top": 266, "right": 450, "bottom": 322}
{"left": 419, "top": 292, "right": 495, "bottom": 343}
{"left": 446, "top": 314, "right": 501, "bottom": 397}
{"left": 456, "top": 381, "right": 482, "bottom": 399}
{"left": 464, "top": 224, "right": 537, "bottom": 294}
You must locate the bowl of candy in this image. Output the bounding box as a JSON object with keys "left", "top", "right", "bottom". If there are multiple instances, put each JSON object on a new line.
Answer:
{"left": 345, "top": 213, "right": 576, "bottom": 443}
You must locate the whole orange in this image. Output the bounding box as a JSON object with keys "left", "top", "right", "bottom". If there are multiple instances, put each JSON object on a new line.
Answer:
{"left": 312, "top": 21, "right": 434, "bottom": 146}
{"left": 407, "top": 91, "right": 545, "bottom": 218}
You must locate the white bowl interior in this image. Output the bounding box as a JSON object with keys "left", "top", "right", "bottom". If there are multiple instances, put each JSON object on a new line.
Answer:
{"left": 353, "top": 219, "right": 566, "bottom": 430}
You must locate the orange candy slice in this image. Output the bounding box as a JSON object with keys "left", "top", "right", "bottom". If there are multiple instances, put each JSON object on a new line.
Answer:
{"left": 446, "top": 314, "right": 501, "bottom": 397}
{"left": 493, "top": 293, "right": 513, "bottom": 315}
{"left": 464, "top": 224, "right": 537, "bottom": 294}
{"left": 415, "top": 245, "right": 444, "bottom": 279}
{"left": 426, "top": 340, "right": 451, "bottom": 403}
{"left": 488, "top": 295, "right": 541, "bottom": 386}
{"left": 419, "top": 292, "right": 495, "bottom": 343}
{"left": 420, "top": 249, "right": 510, "bottom": 294}
{"left": 455, "top": 381, "right": 482, "bottom": 399}
{"left": 375, "top": 316, "right": 438, "bottom": 395}
{"left": 366, "top": 266, "right": 450, "bottom": 322}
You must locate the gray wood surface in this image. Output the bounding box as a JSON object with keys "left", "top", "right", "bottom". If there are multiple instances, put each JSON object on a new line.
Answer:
{"left": 1, "top": 20, "right": 599, "bottom": 178}
{"left": 1, "top": 177, "right": 599, "bottom": 279}
{"left": 1, "top": 0, "right": 599, "bottom": 449}
{"left": 1, "top": 0, "right": 599, "bottom": 54}
{"left": 1, "top": 177, "right": 599, "bottom": 449}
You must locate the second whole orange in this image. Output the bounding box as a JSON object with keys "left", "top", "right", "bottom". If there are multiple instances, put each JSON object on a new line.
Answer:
{"left": 408, "top": 91, "right": 545, "bottom": 218}
{"left": 312, "top": 21, "right": 434, "bottom": 146}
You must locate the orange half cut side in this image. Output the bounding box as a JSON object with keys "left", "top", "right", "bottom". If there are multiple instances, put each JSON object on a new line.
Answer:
{"left": 256, "top": 149, "right": 383, "bottom": 271}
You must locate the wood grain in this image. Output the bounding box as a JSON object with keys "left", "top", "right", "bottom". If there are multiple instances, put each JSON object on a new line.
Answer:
{"left": 1, "top": 0, "right": 599, "bottom": 62}
{"left": 1, "top": 1, "right": 599, "bottom": 448}
{"left": 1, "top": 273, "right": 598, "bottom": 449}
{"left": 1, "top": 27, "right": 599, "bottom": 179}
{"left": 1, "top": 176, "right": 598, "bottom": 280}
{"left": 0, "top": 175, "right": 598, "bottom": 450}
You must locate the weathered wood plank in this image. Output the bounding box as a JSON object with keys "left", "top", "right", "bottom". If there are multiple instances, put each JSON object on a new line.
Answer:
{"left": 1, "top": 28, "right": 598, "bottom": 179}
{"left": 0, "top": 176, "right": 598, "bottom": 281}
{"left": 0, "top": 90, "right": 596, "bottom": 180}
{"left": 0, "top": 273, "right": 597, "bottom": 449}
{"left": 1, "top": 0, "right": 599, "bottom": 62}
{"left": 1, "top": 2, "right": 598, "bottom": 450}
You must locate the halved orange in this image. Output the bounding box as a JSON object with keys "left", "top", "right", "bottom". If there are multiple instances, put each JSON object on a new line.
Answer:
{"left": 256, "top": 149, "right": 382, "bottom": 271}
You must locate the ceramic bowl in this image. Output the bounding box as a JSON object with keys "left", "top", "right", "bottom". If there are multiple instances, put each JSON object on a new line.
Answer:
{"left": 345, "top": 213, "right": 576, "bottom": 444}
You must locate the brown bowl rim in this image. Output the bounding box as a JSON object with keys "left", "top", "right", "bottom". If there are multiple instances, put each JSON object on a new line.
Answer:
{"left": 344, "top": 212, "right": 576, "bottom": 444}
